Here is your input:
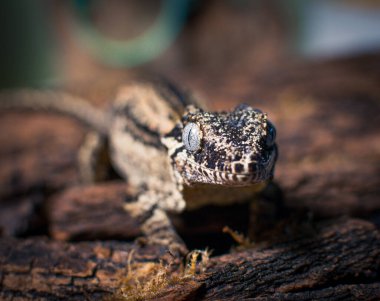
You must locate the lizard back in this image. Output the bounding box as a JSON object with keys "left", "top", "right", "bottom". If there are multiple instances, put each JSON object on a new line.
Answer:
{"left": 109, "top": 81, "right": 198, "bottom": 191}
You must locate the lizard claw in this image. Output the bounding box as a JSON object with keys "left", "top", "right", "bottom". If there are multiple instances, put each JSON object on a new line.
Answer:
{"left": 136, "top": 236, "right": 188, "bottom": 267}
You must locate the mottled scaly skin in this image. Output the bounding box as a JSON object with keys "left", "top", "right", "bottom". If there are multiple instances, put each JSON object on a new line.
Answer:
{"left": 0, "top": 80, "right": 278, "bottom": 254}
{"left": 109, "top": 82, "right": 198, "bottom": 215}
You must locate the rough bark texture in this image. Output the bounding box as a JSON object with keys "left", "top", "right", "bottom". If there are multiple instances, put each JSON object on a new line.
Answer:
{"left": 0, "top": 2, "right": 379, "bottom": 300}
{"left": 0, "top": 219, "right": 379, "bottom": 300}
{"left": 0, "top": 238, "right": 167, "bottom": 300}
{"left": 49, "top": 182, "right": 142, "bottom": 241}
{"left": 0, "top": 114, "right": 84, "bottom": 237}
{"left": 201, "top": 219, "right": 380, "bottom": 300}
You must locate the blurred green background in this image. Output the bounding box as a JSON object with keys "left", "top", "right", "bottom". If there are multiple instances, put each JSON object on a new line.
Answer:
{"left": 1, "top": 0, "right": 380, "bottom": 89}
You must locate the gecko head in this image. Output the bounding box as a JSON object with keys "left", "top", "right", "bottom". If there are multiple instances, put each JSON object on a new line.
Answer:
{"left": 162, "top": 104, "right": 278, "bottom": 186}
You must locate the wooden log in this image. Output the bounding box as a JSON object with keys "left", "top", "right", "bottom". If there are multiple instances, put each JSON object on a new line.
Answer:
{"left": 0, "top": 114, "right": 84, "bottom": 237}
{"left": 49, "top": 182, "right": 142, "bottom": 241}
{"left": 0, "top": 218, "right": 378, "bottom": 300}
{"left": 160, "top": 218, "right": 380, "bottom": 301}
{"left": 0, "top": 238, "right": 167, "bottom": 300}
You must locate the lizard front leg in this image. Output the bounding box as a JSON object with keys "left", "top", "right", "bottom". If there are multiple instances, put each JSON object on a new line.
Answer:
{"left": 124, "top": 191, "right": 188, "bottom": 257}
{"left": 141, "top": 208, "right": 188, "bottom": 256}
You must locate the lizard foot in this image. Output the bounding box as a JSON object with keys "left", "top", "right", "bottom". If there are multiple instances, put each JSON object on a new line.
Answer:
{"left": 139, "top": 208, "right": 188, "bottom": 258}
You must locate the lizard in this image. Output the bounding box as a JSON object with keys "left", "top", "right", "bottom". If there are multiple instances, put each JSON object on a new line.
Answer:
{"left": 0, "top": 80, "right": 278, "bottom": 255}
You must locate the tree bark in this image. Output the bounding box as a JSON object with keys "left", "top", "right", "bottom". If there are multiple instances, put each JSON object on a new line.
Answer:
{"left": 200, "top": 219, "right": 380, "bottom": 300}
{"left": 1, "top": 219, "right": 379, "bottom": 300}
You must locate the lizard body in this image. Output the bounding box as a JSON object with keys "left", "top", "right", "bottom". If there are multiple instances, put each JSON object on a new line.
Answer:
{"left": 0, "top": 81, "right": 278, "bottom": 253}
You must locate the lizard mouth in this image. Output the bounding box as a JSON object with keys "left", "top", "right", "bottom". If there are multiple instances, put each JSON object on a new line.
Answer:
{"left": 184, "top": 145, "right": 277, "bottom": 186}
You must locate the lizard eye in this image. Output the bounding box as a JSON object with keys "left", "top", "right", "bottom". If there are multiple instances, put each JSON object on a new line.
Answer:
{"left": 266, "top": 122, "right": 276, "bottom": 147}
{"left": 182, "top": 122, "right": 201, "bottom": 152}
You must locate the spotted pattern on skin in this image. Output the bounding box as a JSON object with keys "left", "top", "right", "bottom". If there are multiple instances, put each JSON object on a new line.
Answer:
{"left": 162, "top": 104, "right": 277, "bottom": 187}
